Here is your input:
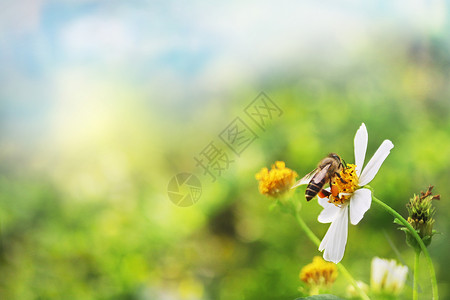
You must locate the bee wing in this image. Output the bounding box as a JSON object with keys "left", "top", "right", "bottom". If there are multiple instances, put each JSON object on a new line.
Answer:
{"left": 291, "top": 168, "right": 318, "bottom": 189}
{"left": 310, "top": 163, "right": 331, "bottom": 184}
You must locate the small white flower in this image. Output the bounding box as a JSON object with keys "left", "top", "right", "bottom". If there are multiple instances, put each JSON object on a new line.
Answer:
{"left": 371, "top": 257, "right": 408, "bottom": 295}
{"left": 317, "top": 123, "right": 394, "bottom": 263}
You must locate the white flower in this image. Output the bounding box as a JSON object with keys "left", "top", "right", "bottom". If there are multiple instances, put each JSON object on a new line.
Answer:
{"left": 318, "top": 123, "right": 394, "bottom": 263}
{"left": 371, "top": 257, "right": 408, "bottom": 295}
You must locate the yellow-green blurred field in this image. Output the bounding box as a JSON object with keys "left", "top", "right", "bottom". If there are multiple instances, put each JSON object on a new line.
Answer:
{"left": 0, "top": 1, "right": 449, "bottom": 299}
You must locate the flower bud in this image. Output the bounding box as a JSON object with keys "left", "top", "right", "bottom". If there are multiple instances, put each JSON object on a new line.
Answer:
{"left": 401, "top": 185, "right": 439, "bottom": 250}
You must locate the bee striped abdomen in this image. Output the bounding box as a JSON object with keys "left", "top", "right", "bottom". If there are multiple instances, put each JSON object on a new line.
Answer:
{"left": 305, "top": 178, "right": 325, "bottom": 201}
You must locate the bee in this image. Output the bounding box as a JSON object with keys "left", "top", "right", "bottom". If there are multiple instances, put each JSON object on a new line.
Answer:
{"left": 293, "top": 153, "right": 346, "bottom": 201}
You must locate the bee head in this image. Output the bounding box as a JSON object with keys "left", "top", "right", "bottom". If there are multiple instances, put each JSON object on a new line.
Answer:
{"left": 328, "top": 153, "right": 340, "bottom": 161}
{"left": 328, "top": 153, "right": 346, "bottom": 168}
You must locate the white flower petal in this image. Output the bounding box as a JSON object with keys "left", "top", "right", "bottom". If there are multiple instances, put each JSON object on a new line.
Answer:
{"left": 318, "top": 198, "right": 341, "bottom": 224}
{"left": 371, "top": 257, "right": 408, "bottom": 294}
{"left": 387, "top": 264, "right": 408, "bottom": 293}
{"left": 359, "top": 140, "right": 394, "bottom": 186}
{"left": 349, "top": 188, "right": 372, "bottom": 225}
{"left": 319, "top": 205, "right": 349, "bottom": 264}
{"left": 318, "top": 193, "right": 330, "bottom": 207}
{"left": 354, "top": 123, "right": 368, "bottom": 177}
{"left": 371, "top": 257, "right": 387, "bottom": 291}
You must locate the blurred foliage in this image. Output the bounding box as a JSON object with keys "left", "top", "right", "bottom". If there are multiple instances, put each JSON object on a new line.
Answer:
{"left": 1, "top": 28, "right": 450, "bottom": 300}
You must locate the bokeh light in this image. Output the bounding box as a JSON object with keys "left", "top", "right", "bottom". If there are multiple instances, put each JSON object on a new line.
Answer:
{"left": 0, "top": 1, "right": 449, "bottom": 299}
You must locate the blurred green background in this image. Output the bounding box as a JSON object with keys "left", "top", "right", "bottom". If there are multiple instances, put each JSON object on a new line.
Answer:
{"left": 0, "top": 1, "right": 449, "bottom": 299}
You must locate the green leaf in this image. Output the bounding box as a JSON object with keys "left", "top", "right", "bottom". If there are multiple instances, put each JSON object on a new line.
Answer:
{"left": 295, "top": 295, "right": 344, "bottom": 300}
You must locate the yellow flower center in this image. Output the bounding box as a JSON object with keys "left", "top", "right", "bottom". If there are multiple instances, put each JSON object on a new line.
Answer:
{"left": 329, "top": 164, "right": 359, "bottom": 206}
{"left": 300, "top": 256, "right": 338, "bottom": 286}
{"left": 255, "top": 161, "right": 298, "bottom": 198}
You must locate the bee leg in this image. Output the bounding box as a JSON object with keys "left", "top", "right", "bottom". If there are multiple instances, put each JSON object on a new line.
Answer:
{"left": 320, "top": 189, "right": 331, "bottom": 198}
{"left": 341, "top": 158, "right": 348, "bottom": 168}
{"left": 330, "top": 178, "right": 340, "bottom": 198}
{"left": 335, "top": 172, "right": 347, "bottom": 184}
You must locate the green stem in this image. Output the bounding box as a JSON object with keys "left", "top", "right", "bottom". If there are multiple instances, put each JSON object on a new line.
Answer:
{"left": 294, "top": 210, "right": 321, "bottom": 246}
{"left": 414, "top": 251, "right": 420, "bottom": 300}
{"left": 372, "top": 196, "right": 438, "bottom": 300}
{"left": 294, "top": 210, "right": 371, "bottom": 300}
{"left": 336, "top": 264, "right": 370, "bottom": 300}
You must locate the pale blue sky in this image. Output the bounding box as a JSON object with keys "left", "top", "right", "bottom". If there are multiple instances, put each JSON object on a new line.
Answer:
{"left": 0, "top": 0, "right": 448, "bottom": 153}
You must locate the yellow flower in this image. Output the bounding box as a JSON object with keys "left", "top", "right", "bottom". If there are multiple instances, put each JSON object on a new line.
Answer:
{"left": 300, "top": 256, "right": 338, "bottom": 287}
{"left": 328, "top": 164, "right": 359, "bottom": 205}
{"left": 255, "top": 161, "right": 297, "bottom": 197}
